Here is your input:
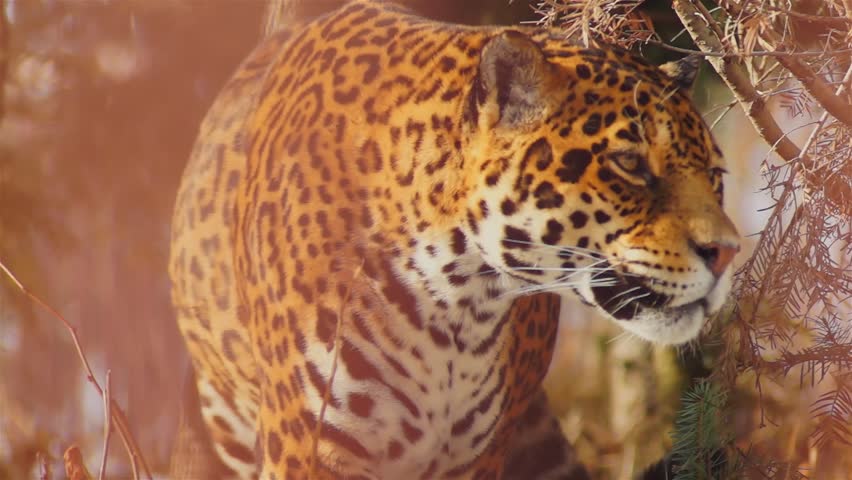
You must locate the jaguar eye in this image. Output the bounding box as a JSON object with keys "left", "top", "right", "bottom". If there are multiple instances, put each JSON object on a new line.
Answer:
{"left": 611, "top": 152, "right": 642, "bottom": 173}
{"left": 709, "top": 167, "right": 726, "bottom": 200}
{"left": 605, "top": 151, "right": 651, "bottom": 185}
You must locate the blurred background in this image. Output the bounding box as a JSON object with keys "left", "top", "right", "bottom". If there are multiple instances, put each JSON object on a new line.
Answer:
{"left": 0, "top": 1, "right": 848, "bottom": 479}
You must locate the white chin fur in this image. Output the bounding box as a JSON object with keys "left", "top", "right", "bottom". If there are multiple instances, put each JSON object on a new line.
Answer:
{"left": 576, "top": 267, "right": 733, "bottom": 346}
{"left": 614, "top": 303, "right": 706, "bottom": 345}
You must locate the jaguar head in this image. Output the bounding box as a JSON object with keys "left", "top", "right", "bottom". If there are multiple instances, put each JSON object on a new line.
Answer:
{"left": 463, "top": 30, "right": 739, "bottom": 345}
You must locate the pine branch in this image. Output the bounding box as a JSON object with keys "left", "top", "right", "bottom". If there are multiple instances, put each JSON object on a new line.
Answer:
{"left": 810, "top": 374, "right": 852, "bottom": 447}
{"left": 670, "top": 381, "right": 730, "bottom": 480}
{"left": 768, "top": 344, "right": 852, "bottom": 383}
{"left": 733, "top": 447, "right": 809, "bottom": 480}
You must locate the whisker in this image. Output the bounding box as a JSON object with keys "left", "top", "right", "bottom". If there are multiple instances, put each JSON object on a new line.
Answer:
{"left": 480, "top": 264, "right": 615, "bottom": 274}
{"left": 474, "top": 257, "right": 616, "bottom": 278}
{"left": 656, "top": 81, "right": 682, "bottom": 106}
{"left": 498, "top": 239, "right": 650, "bottom": 276}
{"left": 609, "top": 292, "right": 650, "bottom": 316}
{"left": 606, "top": 285, "right": 644, "bottom": 303}
{"left": 508, "top": 277, "right": 620, "bottom": 297}
{"left": 606, "top": 330, "right": 634, "bottom": 345}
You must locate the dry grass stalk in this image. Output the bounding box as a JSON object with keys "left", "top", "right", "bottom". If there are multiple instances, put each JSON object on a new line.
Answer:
{"left": 0, "top": 260, "right": 152, "bottom": 480}
{"left": 98, "top": 370, "right": 112, "bottom": 480}
{"left": 309, "top": 260, "right": 365, "bottom": 477}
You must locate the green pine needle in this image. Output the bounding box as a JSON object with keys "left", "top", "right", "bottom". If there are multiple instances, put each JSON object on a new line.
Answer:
{"left": 670, "top": 380, "right": 731, "bottom": 480}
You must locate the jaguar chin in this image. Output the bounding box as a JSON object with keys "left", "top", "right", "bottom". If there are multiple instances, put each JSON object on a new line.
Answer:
{"left": 576, "top": 263, "right": 734, "bottom": 345}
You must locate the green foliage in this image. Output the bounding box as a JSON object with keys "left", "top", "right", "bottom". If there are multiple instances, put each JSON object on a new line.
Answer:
{"left": 670, "top": 380, "right": 730, "bottom": 480}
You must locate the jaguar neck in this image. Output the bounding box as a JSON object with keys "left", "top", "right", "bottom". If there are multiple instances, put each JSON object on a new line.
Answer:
{"left": 384, "top": 225, "right": 525, "bottom": 354}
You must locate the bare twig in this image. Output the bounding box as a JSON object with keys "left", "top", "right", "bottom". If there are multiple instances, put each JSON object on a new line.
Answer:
{"left": 722, "top": 1, "right": 852, "bottom": 128}
{"left": 799, "top": 64, "right": 852, "bottom": 169}
{"left": 759, "top": 5, "right": 851, "bottom": 27}
{"left": 643, "top": 38, "right": 852, "bottom": 58}
{"left": 309, "top": 260, "right": 365, "bottom": 477}
{"left": 708, "top": 99, "right": 738, "bottom": 130}
{"left": 535, "top": 0, "right": 654, "bottom": 49}
{"left": 772, "top": 54, "right": 852, "bottom": 128}
{"left": 672, "top": 0, "right": 807, "bottom": 164}
{"left": 580, "top": 1, "right": 592, "bottom": 48}
{"left": 99, "top": 370, "right": 112, "bottom": 480}
{"left": 694, "top": 0, "right": 726, "bottom": 44}
{"left": 0, "top": 260, "right": 152, "bottom": 480}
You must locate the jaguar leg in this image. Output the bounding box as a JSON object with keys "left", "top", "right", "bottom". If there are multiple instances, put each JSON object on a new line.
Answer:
{"left": 170, "top": 366, "right": 247, "bottom": 480}
{"left": 502, "top": 389, "right": 590, "bottom": 480}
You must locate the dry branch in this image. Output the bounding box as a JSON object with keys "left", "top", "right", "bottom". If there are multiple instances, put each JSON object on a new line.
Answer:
{"left": 643, "top": 38, "right": 852, "bottom": 58}
{"left": 759, "top": 5, "right": 851, "bottom": 27}
{"left": 98, "top": 370, "right": 112, "bottom": 480}
{"left": 672, "top": 0, "right": 807, "bottom": 165}
{"left": 309, "top": 260, "right": 364, "bottom": 477}
{"left": 0, "top": 260, "right": 152, "bottom": 480}
{"left": 721, "top": 1, "right": 852, "bottom": 129}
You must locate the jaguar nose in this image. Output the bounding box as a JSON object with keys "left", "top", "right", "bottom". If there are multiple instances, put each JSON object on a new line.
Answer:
{"left": 692, "top": 241, "right": 740, "bottom": 278}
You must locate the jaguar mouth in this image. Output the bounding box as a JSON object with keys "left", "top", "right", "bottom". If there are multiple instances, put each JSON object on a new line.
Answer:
{"left": 590, "top": 261, "right": 673, "bottom": 320}
{"left": 577, "top": 260, "right": 720, "bottom": 344}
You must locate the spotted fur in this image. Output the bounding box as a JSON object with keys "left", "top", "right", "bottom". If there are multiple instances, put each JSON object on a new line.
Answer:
{"left": 169, "top": 1, "right": 739, "bottom": 478}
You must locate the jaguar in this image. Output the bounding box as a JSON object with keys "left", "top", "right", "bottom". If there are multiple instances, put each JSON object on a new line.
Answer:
{"left": 168, "top": 1, "right": 740, "bottom": 478}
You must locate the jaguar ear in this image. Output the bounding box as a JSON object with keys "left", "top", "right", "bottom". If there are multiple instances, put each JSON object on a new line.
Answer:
{"left": 470, "top": 30, "right": 553, "bottom": 129}
{"left": 659, "top": 55, "right": 701, "bottom": 91}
